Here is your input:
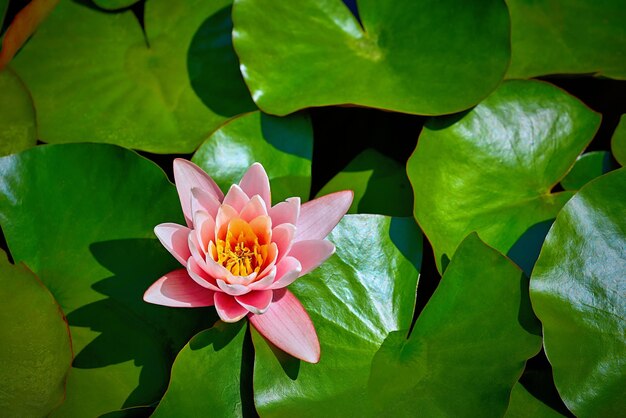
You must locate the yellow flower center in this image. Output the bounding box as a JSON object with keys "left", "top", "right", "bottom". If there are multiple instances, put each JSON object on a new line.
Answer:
{"left": 215, "top": 218, "right": 268, "bottom": 276}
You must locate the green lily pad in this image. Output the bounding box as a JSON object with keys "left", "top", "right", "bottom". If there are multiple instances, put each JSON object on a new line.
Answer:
{"left": 232, "top": 0, "right": 510, "bottom": 116}
{"left": 368, "top": 233, "right": 542, "bottom": 417}
{"left": 0, "top": 68, "right": 36, "bottom": 156}
{"left": 504, "top": 383, "right": 566, "bottom": 418}
{"left": 92, "top": 0, "right": 140, "bottom": 10}
{"left": 252, "top": 215, "right": 422, "bottom": 417}
{"left": 11, "top": 0, "right": 253, "bottom": 153}
{"left": 611, "top": 114, "right": 626, "bottom": 166}
{"left": 408, "top": 80, "right": 601, "bottom": 273}
{"left": 507, "top": 0, "right": 626, "bottom": 79}
{"left": 0, "top": 143, "right": 213, "bottom": 417}
{"left": 560, "top": 151, "right": 616, "bottom": 190}
{"left": 0, "top": 0, "right": 8, "bottom": 28}
{"left": 315, "top": 148, "right": 412, "bottom": 216}
{"left": 0, "top": 250, "right": 72, "bottom": 418}
{"left": 153, "top": 322, "right": 250, "bottom": 418}
{"left": 192, "top": 110, "right": 312, "bottom": 204}
{"left": 530, "top": 168, "right": 626, "bottom": 417}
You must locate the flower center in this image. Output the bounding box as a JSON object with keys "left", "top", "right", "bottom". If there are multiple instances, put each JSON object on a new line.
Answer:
{"left": 215, "top": 219, "right": 268, "bottom": 276}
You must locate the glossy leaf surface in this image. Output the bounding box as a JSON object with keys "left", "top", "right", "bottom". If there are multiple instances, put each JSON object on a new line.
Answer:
{"left": 408, "top": 80, "right": 601, "bottom": 272}
{"left": 232, "top": 0, "right": 510, "bottom": 115}
{"left": 368, "top": 234, "right": 542, "bottom": 417}
{"left": 507, "top": 0, "right": 626, "bottom": 79}
{"left": 192, "top": 111, "right": 312, "bottom": 203}
{"left": 0, "top": 250, "right": 72, "bottom": 418}
{"left": 560, "top": 151, "right": 616, "bottom": 190}
{"left": 315, "top": 148, "right": 412, "bottom": 216}
{"left": 0, "top": 144, "right": 212, "bottom": 416}
{"left": 531, "top": 168, "right": 626, "bottom": 417}
{"left": 11, "top": 0, "right": 251, "bottom": 153}
{"left": 0, "top": 68, "right": 35, "bottom": 156}
{"left": 252, "top": 215, "right": 422, "bottom": 417}
{"left": 153, "top": 322, "right": 250, "bottom": 418}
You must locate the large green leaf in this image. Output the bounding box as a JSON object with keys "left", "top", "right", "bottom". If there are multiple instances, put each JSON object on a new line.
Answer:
{"left": 506, "top": 0, "right": 626, "bottom": 79}
{"left": 252, "top": 215, "right": 422, "bottom": 417}
{"left": 560, "top": 151, "right": 616, "bottom": 191}
{"left": 0, "top": 68, "right": 36, "bottom": 156}
{"left": 530, "top": 168, "right": 626, "bottom": 417}
{"left": 0, "top": 144, "right": 213, "bottom": 417}
{"left": 92, "top": 0, "right": 140, "bottom": 10}
{"left": 192, "top": 110, "right": 312, "bottom": 203}
{"left": 232, "top": 0, "right": 510, "bottom": 116}
{"left": 11, "top": 0, "right": 253, "bottom": 153}
{"left": 504, "top": 383, "right": 566, "bottom": 418}
{"left": 153, "top": 322, "right": 250, "bottom": 418}
{"left": 368, "top": 234, "right": 542, "bottom": 417}
{"left": 611, "top": 114, "right": 626, "bottom": 166}
{"left": 315, "top": 148, "right": 412, "bottom": 217}
{"left": 408, "top": 80, "right": 601, "bottom": 273}
{"left": 0, "top": 250, "right": 72, "bottom": 417}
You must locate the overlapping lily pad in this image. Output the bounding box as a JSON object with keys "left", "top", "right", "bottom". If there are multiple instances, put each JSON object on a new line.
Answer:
{"left": 252, "top": 215, "right": 422, "bottom": 417}
{"left": 192, "top": 111, "right": 312, "bottom": 203}
{"left": 232, "top": 0, "right": 510, "bottom": 116}
{"left": 560, "top": 151, "right": 616, "bottom": 190}
{"left": 0, "top": 144, "right": 213, "bottom": 416}
{"left": 408, "top": 80, "right": 601, "bottom": 272}
{"left": 93, "top": 0, "right": 140, "bottom": 10}
{"left": 504, "top": 383, "right": 565, "bottom": 418}
{"left": 315, "top": 148, "right": 412, "bottom": 216}
{"left": 153, "top": 322, "right": 250, "bottom": 418}
{"left": 0, "top": 250, "right": 72, "bottom": 418}
{"left": 531, "top": 168, "right": 626, "bottom": 417}
{"left": 367, "top": 234, "right": 541, "bottom": 416}
{"left": 11, "top": 0, "right": 252, "bottom": 153}
{"left": 507, "top": 0, "right": 626, "bottom": 79}
{"left": 0, "top": 68, "right": 36, "bottom": 156}
{"left": 611, "top": 115, "right": 626, "bottom": 166}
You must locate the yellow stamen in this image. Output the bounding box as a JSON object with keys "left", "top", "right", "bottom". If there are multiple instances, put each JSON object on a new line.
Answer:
{"left": 216, "top": 220, "right": 267, "bottom": 276}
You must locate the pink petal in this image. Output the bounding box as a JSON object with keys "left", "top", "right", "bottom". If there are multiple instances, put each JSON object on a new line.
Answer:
{"left": 214, "top": 292, "right": 249, "bottom": 323}
{"left": 191, "top": 187, "right": 221, "bottom": 219}
{"left": 192, "top": 210, "right": 215, "bottom": 253}
{"left": 223, "top": 184, "right": 250, "bottom": 213}
{"left": 294, "top": 191, "right": 353, "bottom": 242}
{"left": 248, "top": 266, "right": 277, "bottom": 290}
{"left": 173, "top": 159, "right": 224, "bottom": 227}
{"left": 143, "top": 269, "right": 214, "bottom": 307}
{"left": 268, "top": 197, "right": 300, "bottom": 226}
{"left": 240, "top": 195, "right": 268, "bottom": 222}
{"left": 235, "top": 289, "right": 274, "bottom": 314}
{"left": 217, "top": 278, "right": 252, "bottom": 296}
{"left": 239, "top": 162, "right": 271, "bottom": 208}
{"left": 154, "top": 223, "right": 191, "bottom": 266}
{"left": 249, "top": 289, "right": 320, "bottom": 363}
{"left": 272, "top": 223, "right": 296, "bottom": 264}
{"left": 288, "top": 240, "right": 335, "bottom": 276}
{"left": 215, "top": 204, "right": 239, "bottom": 240}
{"left": 204, "top": 252, "right": 237, "bottom": 282}
{"left": 269, "top": 256, "right": 302, "bottom": 289}
{"left": 186, "top": 257, "right": 220, "bottom": 291}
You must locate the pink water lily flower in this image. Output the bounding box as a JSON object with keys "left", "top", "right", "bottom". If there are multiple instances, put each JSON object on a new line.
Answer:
{"left": 144, "top": 160, "right": 352, "bottom": 363}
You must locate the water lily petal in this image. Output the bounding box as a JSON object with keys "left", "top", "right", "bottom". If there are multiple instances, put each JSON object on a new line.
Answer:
{"left": 173, "top": 159, "right": 223, "bottom": 227}
{"left": 215, "top": 203, "right": 239, "bottom": 241}
{"left": 240, "top": 195, "right": 268, "bottom": 222}
{"left": 186, "top": 257, "right": 220, "bottom": 291}
{"left": 223, "top": 184, "right": 250, "bottom": 213}
{"left": 217, "top": 278, "right": 252, "bottom": 296}
{"left": 239, "top": 162, "right": 271, "bottom": 208}
{"left": 214, "top": 292, "right": 249, "bottom": 323}
{"left": 248, "top": 266, "right": 277, "bottom": 290}
{"left": 272, "top": 223, "right": 296, "bottom": 264}
{"left": 191, "top": 187, "right": 221, "bottom": 219}
{"left": 249, "top": 289, "right": 320, "bottom": 363}
{"left": 268, "top": 197, "right": 300, "bottom": 226}
{"left": 235, "top": 289, "right": 274, "bottom": 314}
{"left": 154, "top": 223, "right": 191, "bottom": 266}
{"left": 192, "top": 210, "right": 215, "bottom": 253}
{"left": 288, "top": 240, "right": 336, "bottom": 276}
{"left": 249, "top": 215, "right": 272, "bottom": 245}
{"left": 143, "top": 269, "right": 214, "bottom": 308}
{"left": 294, "top": 190, "right": 353, "bottom": 242}
{"left": 269, "top": 256, "right": 302, "bottom": 289}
